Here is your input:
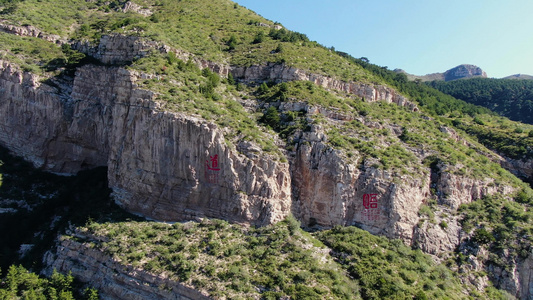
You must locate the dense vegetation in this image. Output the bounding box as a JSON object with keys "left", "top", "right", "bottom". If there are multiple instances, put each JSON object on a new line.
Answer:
{"left": 456, "top": 189, "right": 533, "bottom": 291}
{"left": 459, "top": 190, "right": 533, "bottom": 259}
{"left": 427, "top": 78, "right": 533, "bottom": 125}
{"left": 0, "top": 266, "right": 98, "bottom": 300}
{"left": 451, "top": 114, "right": 533, "bottom": 160}
{"left": 315, "top": 226, "right": 516, "bottom": 300}
{"left": 77, "top": 216, "right": 513, "bottom": 299}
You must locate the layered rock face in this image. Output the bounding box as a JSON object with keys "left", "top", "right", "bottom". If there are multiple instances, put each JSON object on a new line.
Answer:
{"left": 501, "top": 156, "right": 533, "bottom": 186}
{"left": 0, "top": 43, "right": 510, "bottom": 237}
{"left": 43, "top": 231, "right": 210, "bottom": 300}
{"left": 73, "top": 35, "right": 164, "bottom": 65}
{"left": 0, "top": 22, "right": 62, "bottom": 43}
{"left": 487, "top": 254, "right": 533, "bottom": 300}
{"left": 0, "top": 60, "right": 107, "bottom": 173}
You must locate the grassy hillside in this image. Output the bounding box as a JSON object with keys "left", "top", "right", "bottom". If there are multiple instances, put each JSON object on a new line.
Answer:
{"left": 0, "top": 0, "right": 376, "bottom": 83}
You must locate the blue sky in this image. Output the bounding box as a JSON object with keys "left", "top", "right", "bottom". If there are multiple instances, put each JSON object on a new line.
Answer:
{"left": 234, "top": 0, "right": 533, "bottom": 78}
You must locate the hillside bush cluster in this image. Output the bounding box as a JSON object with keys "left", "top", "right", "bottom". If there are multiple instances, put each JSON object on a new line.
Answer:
{"left": 459, "top": 190, "right": 533, "bottom": 263}
{"left": 0, "top": 266, "right": 98, "bottom": 300}
{"left": 77, "top": 216, "right": 512, "bottom": 299}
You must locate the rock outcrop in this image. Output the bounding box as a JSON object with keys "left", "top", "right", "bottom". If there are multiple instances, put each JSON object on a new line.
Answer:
{"left": 72, "top": 33, "right": 417, "bottom": 111}
{"left": 501, "top": 156, "right": 533, "bottom": 186}
{"left": 486, "top": 254, "right": 533, "bottom": 300}
{"left": 73, "top": 35, "right": 165, "bottom": 65}
{"left": 291, "top": 140, "right": 428, "bottom": 243}
{"left": 0, "top": 21, "right": 63, "bottom": 43}
{"left": 43, "top": 231, "right": 210, "bottom": 300}
{"left": 122, "top": 1, "right": 152, "bottom": 16}
{"left": 232, "top": 63, "right": 419, "bottom": 111}
{"left": 444, "top": 64, "right": 487, "bottom": 81}
{"left": 0, "top": 60, "right": 104, "bottom": 173}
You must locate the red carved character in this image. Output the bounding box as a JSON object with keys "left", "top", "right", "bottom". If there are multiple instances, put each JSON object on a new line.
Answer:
{"left": 206, "top": 155, "right": 220, "bottom": 171}
{"left": 363, "top": 193, "right": 378, "bottom": 209}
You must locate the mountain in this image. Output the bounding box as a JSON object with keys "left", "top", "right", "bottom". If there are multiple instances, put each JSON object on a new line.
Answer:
{"left": 1, "top": 0, "right": 533, "bottom": 299}
{"left": 504, "top": 74, "right": 533, "bottom": 80}
{"left": 396, "top": 64, "right": 488, "bottom": 82}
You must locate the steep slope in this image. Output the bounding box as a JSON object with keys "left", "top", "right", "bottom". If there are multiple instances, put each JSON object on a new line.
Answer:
{"left": 1, "top": 0, "right": 533, "bottom": 299}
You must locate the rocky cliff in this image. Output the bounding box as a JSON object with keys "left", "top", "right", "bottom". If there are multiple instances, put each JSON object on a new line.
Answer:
{"left": 0, "top": 33, "right": 529, "bottom": 298}
{"left": 443, "top": 64, "right": 487, "bottom": 81}
{"left": 0, "top": 55, "right": 504, "bottom": 237}
{"left": 0, "top": 60, "right": 292, "bottom": 226}
{"left": 70, "top": 33, "right": 417, "bottom": 111}
{"left": 232, "top": 63, "right": 419, "bottom": 111}
{"left": 0, "top": 36, "right": 514, "bottom": 224}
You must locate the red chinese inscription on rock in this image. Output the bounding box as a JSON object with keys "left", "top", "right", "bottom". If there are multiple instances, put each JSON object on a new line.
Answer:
{"left": 362, "top": 193, "right": 380, "bottom": 221}
{"left": 205, "top": 154, "right": 220, "bottom": 184}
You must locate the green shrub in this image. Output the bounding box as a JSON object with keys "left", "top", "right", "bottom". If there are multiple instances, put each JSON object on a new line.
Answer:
{"left": 260, "top": 106, "right": 281, "bottom": 131}
{"left": 472, "top": 228, "right": 495, "bottom": 245}
{"left": 439, "top": 221, "right": 448, "bottom": 229}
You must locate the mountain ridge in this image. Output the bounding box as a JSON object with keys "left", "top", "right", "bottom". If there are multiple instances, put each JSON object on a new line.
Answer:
{"left": 395, "top": 64, "right": 488, "bottom": 82}
{"left": 396, "top": 64, "right": 533, "bottom": 81}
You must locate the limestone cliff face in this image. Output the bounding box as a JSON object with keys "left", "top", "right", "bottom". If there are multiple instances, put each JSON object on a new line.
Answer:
{"left": 0, "top": 61, "right": 292, "bottom": 226}
{"left": 435, "top": 171, "right": 513, "bottom": 209}
{"left": 291, "top": 139, "right": 428, "bottom": 243}
{"left": 43, "top": 231, "right": 210, "bottom": 300}
{"left": 73, "top": 35, "right": 164, "bottom": 65}
{"left": 0, "top": 60, "right": 106, "bottom": 173}
{"left": 72, "top": 34, "right": 412, "bottom": 113}
{"left": 484, "top": 253, "right": 533, "bottom": 300}
{"left": 501, "top": 156, "right": 533, "bottom": 186}
{"left": 0, "top": 54, "right": 510, "bottom": 237}
{"left": 0, "top": 22, "right": 62, "bottom": 43}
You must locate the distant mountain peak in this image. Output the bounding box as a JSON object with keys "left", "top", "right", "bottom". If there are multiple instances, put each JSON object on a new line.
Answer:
{"left": 443, "top": 64, "right": 487, "bottom": 81}
{"left": 503, "top": 74, "right": 533, "bottom": 80}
